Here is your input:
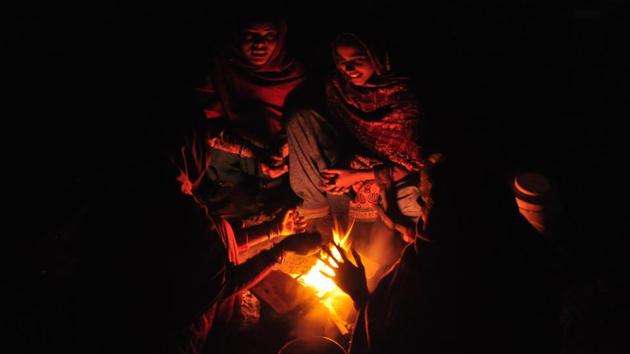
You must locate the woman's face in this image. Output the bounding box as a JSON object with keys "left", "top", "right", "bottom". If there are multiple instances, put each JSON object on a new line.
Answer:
{"left": 239, "top": 21, "right": 279, "bottom": 66}
{"left": 335, "top": 43, "right": 376, "bottom": 86}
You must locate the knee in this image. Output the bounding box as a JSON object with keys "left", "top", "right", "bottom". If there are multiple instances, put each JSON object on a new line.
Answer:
{"left": 286, "top": 109, "right": 320, "bottom": 133}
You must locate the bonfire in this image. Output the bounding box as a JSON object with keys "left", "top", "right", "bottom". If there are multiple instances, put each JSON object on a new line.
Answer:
{"left": 292, "top": 220, "right": 356, "bottom": 334}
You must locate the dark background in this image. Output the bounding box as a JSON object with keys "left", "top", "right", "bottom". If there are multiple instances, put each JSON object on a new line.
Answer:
{"left": 4, "top": 0, "right": 628, "bottom": 353}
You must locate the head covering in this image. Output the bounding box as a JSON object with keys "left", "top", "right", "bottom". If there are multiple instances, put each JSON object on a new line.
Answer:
{"left": 211, "top": 16, "right": 305, "bottom": 137}
{"left": 326, "top": 32, "right": 424, "bottom": 172}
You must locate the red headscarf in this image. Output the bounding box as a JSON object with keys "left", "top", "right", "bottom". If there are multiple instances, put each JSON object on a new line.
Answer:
{"left": 208, "top": 17, "right": 305, "bottom": 138}
{"left": 326, "top": 33, "right": 424, "bottom": 172}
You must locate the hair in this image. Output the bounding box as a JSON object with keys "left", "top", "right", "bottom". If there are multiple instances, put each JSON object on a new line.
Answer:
{"left": 239, "top": 13, "right": 281, "bottom": 26}
{"left": 334, "top": 33, "right": 363, "bottom": 50}
{"left": 332, "top": 32, "right": 391, "bottom": 75}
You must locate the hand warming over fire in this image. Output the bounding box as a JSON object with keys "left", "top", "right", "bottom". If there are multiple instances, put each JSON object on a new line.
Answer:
{"left": 319, "top": 243, "right": 369, "bottom": 309}
{"left": 277, "top": 209, "right": 306, "bottom": 236}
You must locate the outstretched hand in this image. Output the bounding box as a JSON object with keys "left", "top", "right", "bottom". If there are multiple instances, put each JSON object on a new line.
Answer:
{"left": 277, "top": 209, "right": 307, "bottom": 236}
{"left": 319, "top": 243, "right": 369, "bottom": 308}
{"left": 279, "top": 232, "right": 322, "bottom": 256}
{"left": 321, "top": 169, "right": 358, "bottom": 195}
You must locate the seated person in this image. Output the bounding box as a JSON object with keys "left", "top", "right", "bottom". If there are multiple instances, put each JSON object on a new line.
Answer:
{"left": 321, "top": 155, "right": 554, "bottom": 354}
{"left": 287, "top": 31, "right": 424, "bottom": 241}
{"left": 173, "top": 134, "right": 322, "bottom": 354}
{"left": 70, "top": 153, "right": 322, "bottom": 354}
{"left": 194, "top": 13, "right": 305, "bottom": 202}
{"left": 171, "top": 205, "right": 320, "bottom": 354}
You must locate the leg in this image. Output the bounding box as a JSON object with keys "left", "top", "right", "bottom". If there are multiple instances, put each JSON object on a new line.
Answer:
{"left": 287, "top": 109, "right": 344, "bottom": 220}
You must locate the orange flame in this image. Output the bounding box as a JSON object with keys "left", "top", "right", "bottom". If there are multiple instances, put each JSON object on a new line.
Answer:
{"left": 293, "top": 219, "right": 355, "bottom": 334}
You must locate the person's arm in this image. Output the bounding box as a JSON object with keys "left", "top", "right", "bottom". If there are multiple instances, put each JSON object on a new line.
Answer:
{"left": 322, "top": 164, "right": 410, "bottom": 190}
{"left": 321, "top": 168, "right": 374, "bottom": 189}
{"left": 320, "top": 168, "right": 374, "bottom": 195}
{"left": 234, "top": 221, "right": 278, "bottom": 251}
{"left": 319, "top": 244, "right": 370, "bottom": 310}
{"left": 222, "top": 244, "right": 284, "bottom": 296}
{"left": 228, "top": 210, "right": 306, "bottom": 252}
{"left": 222, "top": 232, "right": 321, "bottom": 296}
{"left": 348, "top": 268, "right": 398, "bottom": 354}
{"left": 320, "top": 164, "right": 409, "bottom": 195}
{"left": 346, "top": 239, "right": 430, "bottom": 354}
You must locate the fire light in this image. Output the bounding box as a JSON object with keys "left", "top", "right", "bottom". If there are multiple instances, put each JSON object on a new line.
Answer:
{"left": 292, "top": 219, "right": 356, "bottom": 334}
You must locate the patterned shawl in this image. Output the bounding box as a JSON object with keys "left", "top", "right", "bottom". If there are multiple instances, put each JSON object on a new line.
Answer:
{"left": 325, "top": 33, "right": 424, "bottom": 172}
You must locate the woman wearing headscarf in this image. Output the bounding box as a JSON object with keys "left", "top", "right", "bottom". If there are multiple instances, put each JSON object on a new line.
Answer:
{"left": 287, "top": 31, "right": 424, "bottom": 240}
{"left": 194, "top": 14, "right": 305, "bottom": 197}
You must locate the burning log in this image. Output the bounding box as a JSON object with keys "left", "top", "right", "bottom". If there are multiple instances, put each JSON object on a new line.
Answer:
{"left": 250, "top": 223, "right": 359, "bottom": 337}
{"left": 291, "top": 223, "right": 358, "bottom": 335}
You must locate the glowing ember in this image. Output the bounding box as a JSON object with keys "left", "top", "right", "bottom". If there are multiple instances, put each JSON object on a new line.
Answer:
{"left": 293, "top": 220, "right": 356, "bottom": 333}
